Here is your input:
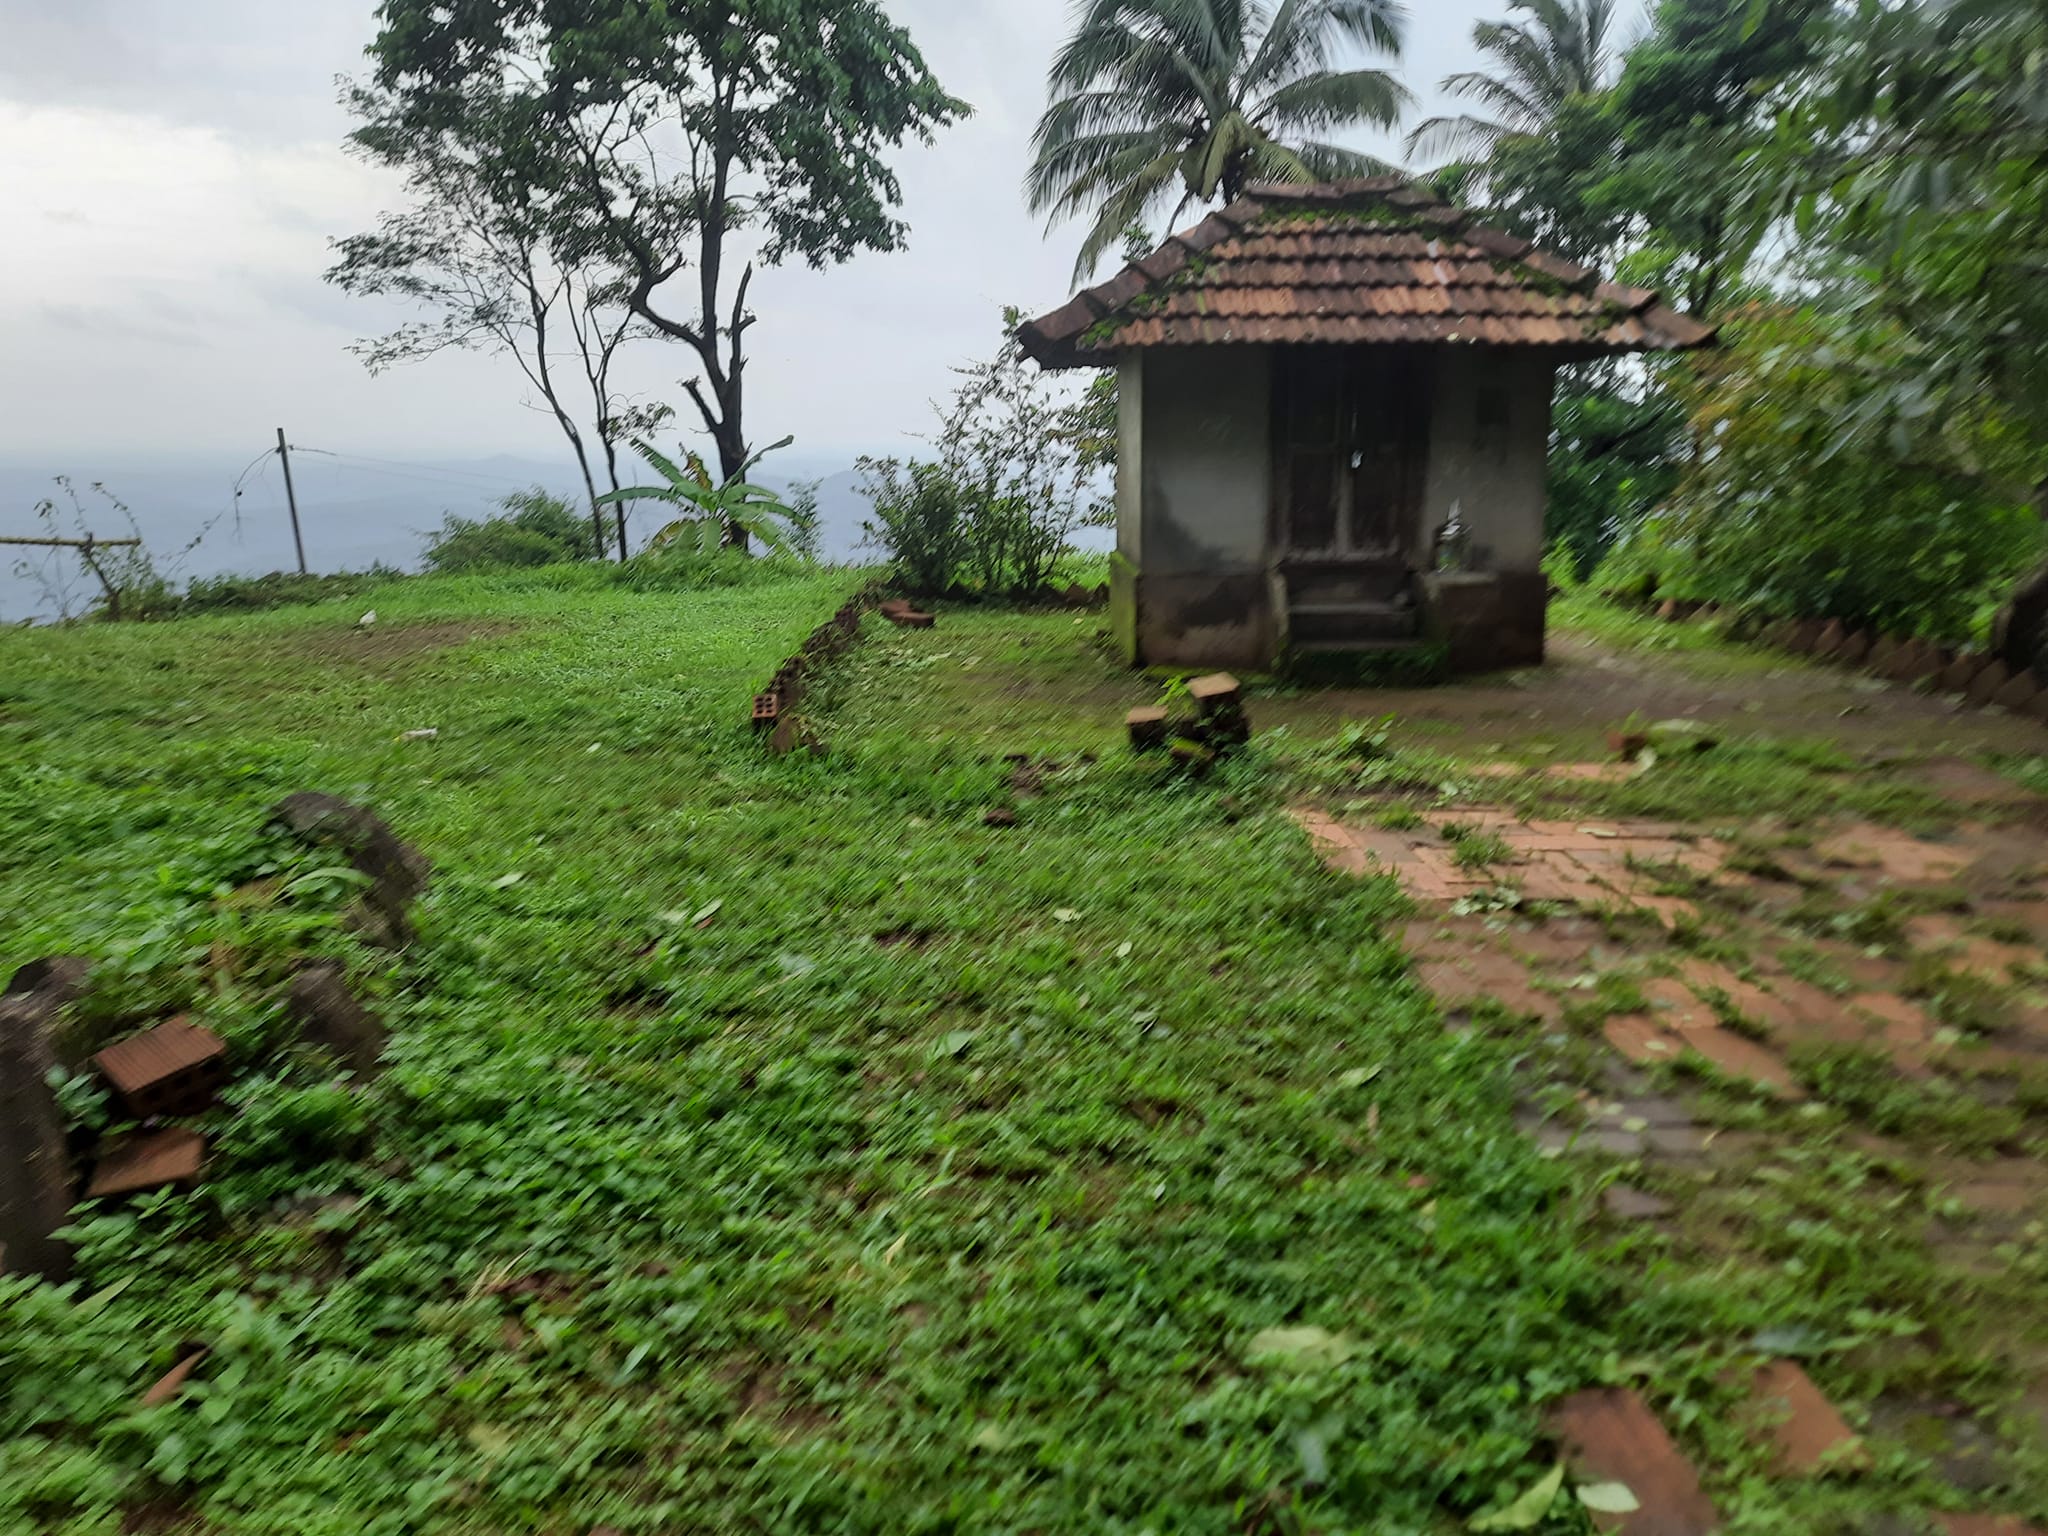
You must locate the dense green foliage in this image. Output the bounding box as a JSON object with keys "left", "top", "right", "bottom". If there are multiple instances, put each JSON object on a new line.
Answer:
{"left": 422, "top": 488, "right": 599, "bottom": 572}
{"left": 1028, "top": 0, "right": 1410, "bottom": 278}
{"left": 1603, "top": 307, "right": 2043, "bottom": 639}
{"left": 1427, "top": 0, "right": 2046, "bottom": 635}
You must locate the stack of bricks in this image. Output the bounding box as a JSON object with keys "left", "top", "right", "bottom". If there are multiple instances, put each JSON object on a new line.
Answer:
{"left": 1127, "top": 673, "right": 1252, "bottom": 771}
{"left": 84, "top": 1017, "right": 227, "bottom": 1200}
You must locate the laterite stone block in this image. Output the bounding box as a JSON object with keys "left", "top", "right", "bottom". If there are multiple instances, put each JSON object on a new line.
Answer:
{"left": 1186, "top": 673, "right": 1242, "bottom": 714}
{"left": 1990, "top": 669, "right": 2041, "bottom": 713}
{"left": 0, "top": 988, "right": 75, "bottom": 1279}
{"left": 1547, "top": 1387, "right": 1719, "bottom": 1533}
{"left": 1967, "top": 661, "right": 2014, "bottom": 707}
{"left": 86, "top": 1128, "right": 205, "bottom": 1200}
{"left": 94, "top": 1018, "right": 227, "bottom": 1119}
{"left": 1126, "top": 706, "right": 1169, "bottom": 753}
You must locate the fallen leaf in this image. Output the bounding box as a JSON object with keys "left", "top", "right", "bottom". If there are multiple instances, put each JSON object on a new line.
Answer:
{"left": 1469, "top": 1464, "right": 1563, "bottom": 1531}
{"left": 692, "top": 900, "right": 722, "bottom": 927}
{"left": 492, "top": 873, "right": 523, "bottom": 890}
{"left": 1576, "top": 1481, "right": 1640, "bottom": 1513}
{"left": 1247, "top": 1325, "right": 1358, "bottom": 1372}
{"left": 1053, "top": 908, "right": 1081, "bottom": 923}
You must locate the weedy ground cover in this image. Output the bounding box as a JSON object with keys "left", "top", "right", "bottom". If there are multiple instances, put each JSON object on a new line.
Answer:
{"left": 1, "top": 577, "right": 2043, "bottom": 1533}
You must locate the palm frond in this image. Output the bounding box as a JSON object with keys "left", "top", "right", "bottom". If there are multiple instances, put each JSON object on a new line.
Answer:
{"left": 1237, "top": 134, "right": 1316, "bottom": 187}
{"left": 1038, "top": 128, "right": 1192, "bottom": 230}
{"left": 1404, "top": 112, "right": 1513, "bottom": 165}
{"left": 1252, "top": 67, "right": 1411, "bottom": 135}
{"left": 1439, "top": 70, "right": 1545, "bottom": 128}
{"left": 599, "top": 483, "right": 708, "bottom": 509}
{"left": 1291, "top": 139, "right": 1401, "bottom": 181}
{"left": 1245, "top": 0, "right": 1404, "bottom": 91}
{"left": 1070, "top": 145, "right": 1186, "bottom": 282}
{"left": 630, "top": 437, "right": 691, "bottom": 489}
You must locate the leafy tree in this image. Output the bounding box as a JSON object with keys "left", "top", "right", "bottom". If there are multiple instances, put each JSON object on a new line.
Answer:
{"left": 785, "top": 479, "right": 825, "bottom": 563}
{"left": 600, "top": 441, "right": 799, "bottom": 558}
{"left": 1407, "top": 0, "right": 1619, "bottom": 167}
{"left": 423, "top": 487, "right": 600, "bottom": 572}
{"left": 330, "top": 89, "right": 671, "bottom": 563}
{"left": 1545, "top": 376, "right": 1687, "bottom": 578}
{"left": 1791, "top": 0, "right": 2048, "bottom": 454}
{"left": 1028, "top": 0, "right": 1411, "bottom": 280}
{"left": 1596, "top": 0, "right": 1827, "bottom": 317}
{"left": 362, "top": 0, "right": 968, "bottom": 543}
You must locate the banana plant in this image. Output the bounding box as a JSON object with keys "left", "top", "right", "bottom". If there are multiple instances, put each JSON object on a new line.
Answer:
{"left": 599, "top": 436, "right": 801, "bottom": 555}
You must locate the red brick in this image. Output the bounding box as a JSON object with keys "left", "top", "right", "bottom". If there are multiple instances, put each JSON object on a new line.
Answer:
{"left": 1643, "top": 977, "right": 1716, "bottom": 1031}
{"left": 1680, "top": 1026, "right": 1805, "bottom": 1099}
{"left": 1546, "top": 1387, "right": 1720, "bottom": 1534}
{"left": 1606, "top": 1014, "right": 1680, "bottom": 1066}
{"left": 1850, "top": 993, "right": 1935, "bottom": 1051}
{"left": 86, "top": 1128, "right": 204, "bottom": 1199}
{"left": 1742, "top": 1361, "right": 1866, "bottom": 1475}
{"left": 93, "top": 1018, "right": 227, "bottom": 1119}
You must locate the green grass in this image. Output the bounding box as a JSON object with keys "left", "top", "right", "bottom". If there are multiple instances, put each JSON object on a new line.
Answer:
{"left": 0, "top": 578, "right": 1605, "bottom": 1534}
{"left": 2, "top": 583, "right": 2043, "bottom": 1533}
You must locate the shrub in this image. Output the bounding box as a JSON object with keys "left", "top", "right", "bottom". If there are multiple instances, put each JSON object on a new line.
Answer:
{"left": 421, "top": 487, "right": 597, "bottom": 572}
{"left": 860, "top": 311, "right": 1113, "bottom": 597}
{"left": 611, "top": 544, "right": 811, "bottom": 594}
{"left": 858, "top": 458, "right": 974, "bottom": 594}
{"left": 1602, "top": 306, "right": 2046, "bottom": 641}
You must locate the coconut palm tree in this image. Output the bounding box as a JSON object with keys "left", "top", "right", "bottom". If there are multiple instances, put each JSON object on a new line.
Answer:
{"left": 1028, "top": 0, "right": 1412, "bottom": 281}
{"left": 1406, "top": 0, "right": 1618, "bottom": 167}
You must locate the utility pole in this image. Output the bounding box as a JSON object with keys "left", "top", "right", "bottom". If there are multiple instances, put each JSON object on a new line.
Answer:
{"left": 276, "top": 427, "right": 308, "bottom": 575}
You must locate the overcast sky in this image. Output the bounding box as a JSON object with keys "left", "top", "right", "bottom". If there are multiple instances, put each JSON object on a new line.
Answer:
{"left": 0, "top": 0, "right": 1644, "bottom": 477}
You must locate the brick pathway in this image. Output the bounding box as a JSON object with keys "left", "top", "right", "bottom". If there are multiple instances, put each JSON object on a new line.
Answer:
{"left": 1295, "top": 780, "right": 2048, "bottom": 1531}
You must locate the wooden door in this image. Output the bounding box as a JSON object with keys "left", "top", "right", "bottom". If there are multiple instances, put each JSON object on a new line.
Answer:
{"left": 1275, "top": 350, "right": 1427, "bottom": 562}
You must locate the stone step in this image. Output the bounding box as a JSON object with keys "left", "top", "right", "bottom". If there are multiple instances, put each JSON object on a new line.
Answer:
{"left": 1280, "top": 558, "right": 1411, "bottom": 606}
{"left": 1288, "top": 601, "right": 1421, "bottom": 645}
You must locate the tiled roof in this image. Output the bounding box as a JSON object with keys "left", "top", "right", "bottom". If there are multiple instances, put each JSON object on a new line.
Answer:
{"left": 1019, "top": 179, "right": 1715, "bottom": 368}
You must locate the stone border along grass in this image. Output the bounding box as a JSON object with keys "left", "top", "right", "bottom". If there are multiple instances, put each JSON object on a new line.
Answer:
{"left": 1623, "top": 595, "right": 2048, "bottom": 726}
{"left": 749, "top": 580, "right": 887, "bottom": 755}
{"left": 748, "top": 581, "right": 1111, "bottom": 755}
